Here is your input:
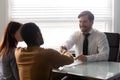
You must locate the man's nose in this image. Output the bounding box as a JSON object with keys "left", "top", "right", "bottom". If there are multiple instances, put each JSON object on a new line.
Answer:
{"left": 80, "top": 22, "right": 84, "bottom": 26}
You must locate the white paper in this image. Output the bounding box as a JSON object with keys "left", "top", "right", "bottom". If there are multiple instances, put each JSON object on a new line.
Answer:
{"left": 59, "top": 60, "right": 82, "bottom": 70}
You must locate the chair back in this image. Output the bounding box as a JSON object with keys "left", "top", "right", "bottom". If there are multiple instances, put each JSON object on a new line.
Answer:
{"left": 104, "top": 32, "right": 120, "bottom": 62}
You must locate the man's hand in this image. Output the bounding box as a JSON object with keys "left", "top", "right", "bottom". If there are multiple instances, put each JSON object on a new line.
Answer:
{"left": 75, "top": 54, "right": 87, "bottom": 62}
{"left": 60, "top": 46, "right": 67, "bottom": 54}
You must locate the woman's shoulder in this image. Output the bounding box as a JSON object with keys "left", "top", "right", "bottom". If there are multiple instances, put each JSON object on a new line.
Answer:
{"left": 15, "top": 47, "right": 27, "bottom": 55}
{"left": 16, "top": 47, "right": 26, "bottom": 50}
{"left": 42, "top": 47, "right": 59, "bottom": 53}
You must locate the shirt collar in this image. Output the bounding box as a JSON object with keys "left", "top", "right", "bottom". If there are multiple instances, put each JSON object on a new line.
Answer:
{"left": 89, "top": 28, "right": 94, "bottom": 34}
{"left": 82, "top": 28, "right": 93, "bottom": 34}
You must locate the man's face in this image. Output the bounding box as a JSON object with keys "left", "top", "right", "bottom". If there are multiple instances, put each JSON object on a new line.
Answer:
{"left": 79, "top": 15, "right": 93, "bottom": 33}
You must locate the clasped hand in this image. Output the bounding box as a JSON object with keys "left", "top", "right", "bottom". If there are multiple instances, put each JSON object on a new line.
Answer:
{"left": 75, "top": 54, "right": 87, "bottom": 62}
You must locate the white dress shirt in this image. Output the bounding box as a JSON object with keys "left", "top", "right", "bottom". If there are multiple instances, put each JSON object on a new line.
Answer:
{"left": 62, "top": 28, "right": 109, "bottom": 62}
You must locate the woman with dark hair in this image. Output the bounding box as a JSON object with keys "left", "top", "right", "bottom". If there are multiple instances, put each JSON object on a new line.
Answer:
{"left": 0, "top": 21, "right": 23, "bottom": 80}
{"left": 15, "top": 22, "right": 74, "bottom": 80}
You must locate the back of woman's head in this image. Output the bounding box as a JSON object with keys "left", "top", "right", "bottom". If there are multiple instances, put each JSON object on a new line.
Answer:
{"left": 21, "top": 22, "right": 44, "bottom": 46}
{"left": 0, "top": 21, "right": 22, "bottom": 55}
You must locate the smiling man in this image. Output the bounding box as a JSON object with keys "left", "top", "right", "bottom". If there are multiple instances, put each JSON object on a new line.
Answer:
{"left": 61, "top": 10, "right": 109, "bottom": 63}
{"left": 60, "top": 10, "right": 110, "bottom": 80}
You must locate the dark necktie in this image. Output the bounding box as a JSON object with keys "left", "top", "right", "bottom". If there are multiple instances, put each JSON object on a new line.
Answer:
{"left": 83, "top": 33, "right": 89, "bottom": 55}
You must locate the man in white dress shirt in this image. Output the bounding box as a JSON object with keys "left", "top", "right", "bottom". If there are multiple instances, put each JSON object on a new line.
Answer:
{"left": 61, "top": 10, "right": 109, "bottom": 63}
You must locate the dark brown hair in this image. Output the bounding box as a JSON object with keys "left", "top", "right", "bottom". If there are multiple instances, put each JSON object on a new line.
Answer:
{"left": 21, "top": 22, "right": 44, "bottom": 46}
{"left": 0, "top": 21, "right": 22, "bottom": 56}
{"left": 78, "top": 10, "right": 94, "bottom": 21}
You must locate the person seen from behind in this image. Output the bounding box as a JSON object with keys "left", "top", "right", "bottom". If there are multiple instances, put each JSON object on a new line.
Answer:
{"left": 0, "top": 21, "right": 23, "bottom": 80}
{"left": 15, "top": 22, "right": 74, "bottom": 80}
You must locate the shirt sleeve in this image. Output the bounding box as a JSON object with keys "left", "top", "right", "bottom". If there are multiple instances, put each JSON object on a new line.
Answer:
{"left": 87, "top": 33, "right": 109, "bottom": 61}
{"left": 45, "top": 49, "right": 74, "bottom": 68}
{"left": 62, "top": 31, "right": 79, "bottom": 50}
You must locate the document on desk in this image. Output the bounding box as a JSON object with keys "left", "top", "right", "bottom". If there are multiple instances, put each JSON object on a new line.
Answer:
{"left": 59, "top": 60, "right": 82, "bottom": 70}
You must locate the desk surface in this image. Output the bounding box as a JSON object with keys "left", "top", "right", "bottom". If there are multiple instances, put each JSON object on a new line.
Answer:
{"left": 53, "top": 61, "right": 120, "bottom": 80}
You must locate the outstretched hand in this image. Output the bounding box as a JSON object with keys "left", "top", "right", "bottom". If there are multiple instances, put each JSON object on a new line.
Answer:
{"left": 75, "top": 54, "right": 87, "bottom": 62}
{"left": 60, "top": 46, "right": 67, "bottom": 54}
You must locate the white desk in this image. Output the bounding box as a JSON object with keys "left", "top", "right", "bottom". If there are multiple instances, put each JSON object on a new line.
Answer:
{"left": 53, "top": 61, "right": 120, "bottom": 80}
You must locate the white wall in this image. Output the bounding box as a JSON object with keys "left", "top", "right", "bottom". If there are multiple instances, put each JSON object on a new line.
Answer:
{"left": 0, "top": 0, "right": 120, "bottom": 39}
{"left": 0, "top": 0, "right": 8, "bottom": 39}
{"left": 114, "top": 0, "right": 120, "bottom": 33}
